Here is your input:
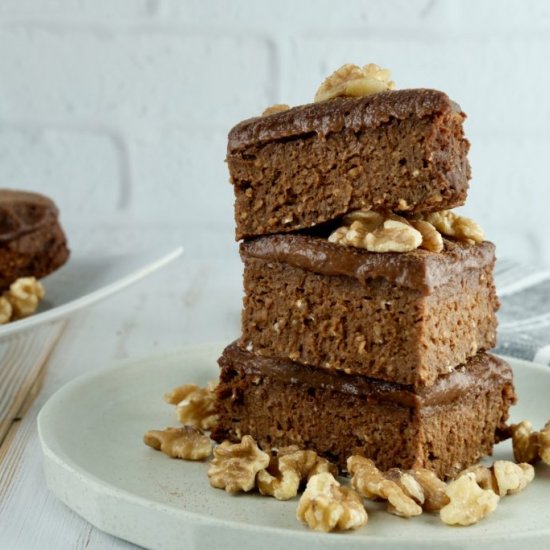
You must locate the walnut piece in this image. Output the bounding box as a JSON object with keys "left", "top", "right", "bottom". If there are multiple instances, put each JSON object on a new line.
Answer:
{"left": 164, "top": 382, "right": 217, "bottom": 430}
{"left": 366, "top": 219, "right": 422, "bottom": 253}
{"left": 409, "top": 468, "right": 450, "bottom": 512}
{"left": 314, "top": 63, "right": 395, "bottom": 103}
{"left": 329, "top": 211, "right": 422, "bottom": 253}
{"left": 143, "top": 426, "right": 212, "bottom": 460}
{"left": 540, "top": 421, "right": 550, "bottom": 465}
{"left": 347, "top": 456, "right": 422, "bottom": 518}
{"left": 3, "top": 277, "right": 45, "bottom": 319}
{"left": 460, "top": 464, "right": 498, "bottom": 493}
{"left": 492, "top": 461, "right": 535, "bottom": 496}
{"left": 0, "top": 296, "right": 13, "bottom": 324}
{"left": 330, "top": 208, "right": 484, "bottom": 253}
{"left": 511, "top": 419, "right": 550, "bottom": 465}
{"left": 262, "top": 104, "right": 290, "bottom": 116}
{"left": 208, "top": 435, "right": 270, "bottom": 494}
{"left": 257, "top": 448, "right": 337, "bottom": 501}
{"left": 511, "top": 420, "right": 540, "bottom": 464}
{"left": 384, "top": 469, "right": 425, "bottom": 511}
{"left": 409, "top": 219, "right": 444, "bottom": 253}
{"left": 296, "top": 472, "right": 368, "bottom": 532}
{"left": 424, "top": 210, "right": 484, "bottom": 244}
{"left": 343, "top": 209, "right": 384, "bottom": 231}
{"left": 462, "top": 461, "right": 534, "bottom": 496}
{"left": 440, "top": 472, "right": 499, "bottom": 526}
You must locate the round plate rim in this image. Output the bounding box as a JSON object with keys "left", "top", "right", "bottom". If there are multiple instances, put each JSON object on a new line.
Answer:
{"left": 37, "top": 345, "right": 550, "bottom": 547}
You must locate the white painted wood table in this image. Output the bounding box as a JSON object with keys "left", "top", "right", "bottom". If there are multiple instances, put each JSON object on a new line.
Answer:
{"left": 0, "top": 255, "right": 243, "bottom": 549}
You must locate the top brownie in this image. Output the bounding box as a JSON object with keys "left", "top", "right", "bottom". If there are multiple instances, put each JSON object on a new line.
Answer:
{"left": 228, "top": 89, "right": 470, "bottom": 240}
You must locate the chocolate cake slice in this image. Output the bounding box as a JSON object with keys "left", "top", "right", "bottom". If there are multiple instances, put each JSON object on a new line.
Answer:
{"left": 212, "top": 343, "right": 516, "bottom": 479}
{"left": 228, "top": 89, "right": 470, "bottom": 239}
{"left": 240, "top": 234, "right": 498, "bottom": 388}
{"left": 0, "top": 190, "right": 69, "bottom": 288}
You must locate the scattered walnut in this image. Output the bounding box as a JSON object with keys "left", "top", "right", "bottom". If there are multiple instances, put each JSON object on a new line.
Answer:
{"left": 440, "top": 472, "right": 499, "bottom": 526}
{"left": 384, "top": 469, "right": 425, "bottom": 511}
{"left": 511, "top": 420, "right": 540, "bottom": 464}
{"left": 460, "top": 464, "right": 498, "bottom": 493}
{"left": 365, "top": 219, "right": 422, "bottom": 253}
{"left": 511, "top": 419, "right": 550, "bottom": 465}
{"left": 4, "top": 277, "right": 45, "bottom": 319}
{"left": 296, "top": 472, "right": 368, "bottom": 532}
{"left": 208, "top": 435, "right": 270, "bottom": 494}
{"left": 492, "top": 461, "right": 535, "bottom": 496}
{"left": 164, "top": 382, "right": 217, "bottom": 430}
{"left": 410, "top": 468, "right": 450, "bottom": 512}
{"left": 423, "top": 210, "right": 484, "bottom": 244}
{"left": 262, "top": 104, "right": 290, "bottom": 116}
{"left": 143, "top": 426, "right": 212, "bottom": 460}
{"left": 539, "top": 421, "right": 550, "bottom": 465}
{"left": 409, "top": 219, "right": 444, "bottom": 253}
{"left": 257, "top": 448, "right": 337, "bottom": 501}
{"left": 461, "top": 461, "right": 534, "bottom": 496}
{"left": 347, "top": 456, "right": 422, "bottom": 518}
{"left": 314, "top": 63, "right": 395, "bottom": 103}
{"left": 0, "top": 296, "right": 12, "bottom": 324}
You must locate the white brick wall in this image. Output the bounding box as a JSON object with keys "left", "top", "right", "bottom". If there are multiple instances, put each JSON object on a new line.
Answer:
{"left": 0, "top": 0, "right": 548, "bottom": 265}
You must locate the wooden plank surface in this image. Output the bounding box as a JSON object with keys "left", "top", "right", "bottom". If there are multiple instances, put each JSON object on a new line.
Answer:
{"left": 0, "top": 258, "right": 242, "bottom": 549}
{"left": 0, "top": 321, "right": 66, "bottom": 446}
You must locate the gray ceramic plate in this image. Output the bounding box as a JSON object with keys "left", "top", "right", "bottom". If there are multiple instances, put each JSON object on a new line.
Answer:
{"left": 38, "top": 345, "right": 550, "bottom": 550}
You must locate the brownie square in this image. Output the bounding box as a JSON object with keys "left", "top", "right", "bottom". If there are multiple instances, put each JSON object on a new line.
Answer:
{"left": 240, "top": 234, "right": 498, "bottom": 388}
{"left": 228, "top": 89, "right": 470, "bottom": 239}
{"left": 0, "top": 190, "right": 69, "bottom": 288}
{"left": 212, "top": 343, "right": 516, "bottom": 479}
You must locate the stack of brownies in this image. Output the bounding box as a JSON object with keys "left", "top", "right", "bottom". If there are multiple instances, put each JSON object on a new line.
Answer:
{"left": 212, "top": 66, "right": 516, "bottom": 479}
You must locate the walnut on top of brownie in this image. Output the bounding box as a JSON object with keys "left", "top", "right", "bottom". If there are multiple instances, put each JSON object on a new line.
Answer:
{"left": 329, "top": 208, "right": 483, "bottom": 254}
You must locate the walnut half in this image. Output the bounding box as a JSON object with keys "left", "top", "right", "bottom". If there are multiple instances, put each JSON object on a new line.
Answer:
{"left": 143, "top": 426, "right": 212, "bottom": 460}
{"left": 164, "top": 382, "right": 218, "bottom": 430}
{"left": 462, "top": 461, "right": 534, "bottom": 496}
{"left": 511, "top": 419, "right": 550, "bottom": 465}
{"left": 296, "top": 472, "right": 368, "bottom": 532}
{"left": 347, "top": 456, "right": 422, "bottom": 518}
{"left": 540, "top": 421, "right": 550, "bottom": 465}
{"left": 208, "top": 435, "right": 270, "bottom": 494}
{"left": 1, "top": 277, "right": 45, "bottom": 321}
{"left": 257, "top": 447, "right": 337, "bottom": 501}
{"left": 314, "top": 63, "right": 395, "bottom": 103}
{"left": 440, "top": 472, "right": 499, "bottom": 526}
{"left": 329, "top": 209, "right": 483, "bottom": 254}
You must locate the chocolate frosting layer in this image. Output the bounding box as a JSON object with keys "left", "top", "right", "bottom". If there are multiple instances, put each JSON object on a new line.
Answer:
{"left": 0, "top": 189, "right": 59, "bottom": 243}
{"left": 221, "top": 342, "right": 513, "bottom": 409}
{"left": 240, "top": 234, "right": 495, "bottom": 293}
{"left": 228, "top": 89, "right": 462, "bottom": 154}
